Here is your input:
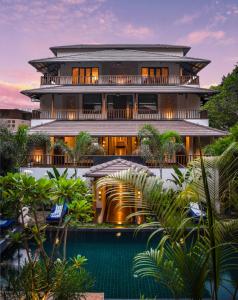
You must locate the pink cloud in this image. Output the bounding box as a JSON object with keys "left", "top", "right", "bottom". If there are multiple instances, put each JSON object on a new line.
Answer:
{"left": 180, "top": 30, "right": 225, "bottom": 45}
{"left": 121, "top": 24, "right": 153, "bottom": 39}
{"left": 0, "top": 81, "right": 39, "bottom": 109}
{"left": 175, "top": 13, "right": 199, "bottom": 25}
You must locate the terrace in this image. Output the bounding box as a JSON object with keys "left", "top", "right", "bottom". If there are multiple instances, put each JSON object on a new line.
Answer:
{"left": 40, "top": 74, "right": 200, "bottom": 86}
{"left": 25, "top": 154, "right": 204, "bottom": 168}
{"left": 32, "top": 109, "right": 207, "bottom": 120}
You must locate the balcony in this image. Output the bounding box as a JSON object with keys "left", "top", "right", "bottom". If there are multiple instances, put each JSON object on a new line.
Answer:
{"left": 32, "top": 109, "right": 207, "bottom": 120}
{"left": 25, "top": 154, "right": 208, "bottom": 168}
{"left": 40, "top": 75, "right": 199, "bottom": 86}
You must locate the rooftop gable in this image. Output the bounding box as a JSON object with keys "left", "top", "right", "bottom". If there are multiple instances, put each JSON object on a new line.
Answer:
{"left": 50, "top": 44, "right": 191, "bottom": 56}
{"left": 84, "top": 158, "right": 154, "bottom": 178}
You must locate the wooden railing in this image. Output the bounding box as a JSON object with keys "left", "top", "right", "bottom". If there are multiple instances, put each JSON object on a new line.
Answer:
{"left": 34, "top": 109, "right": 207, "bottom": 120}
{"left": 38, "top": 109, "right": 103, "bottom": 120}
{"left": 107, "top": 108, "right": 133, "bottom": 120}
{"left": 40, "top": 75, "right": 199, "bottom": 86}
{"left": 135, "top": 109, "right": 203, "bottom": 120}
{"left": 25, "top": 154, "right": 209, "bottom": 168}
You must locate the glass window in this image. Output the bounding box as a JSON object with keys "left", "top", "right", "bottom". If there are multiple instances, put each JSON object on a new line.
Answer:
{"left": 141, "top": 68, "right": 148, "bottom": 77}
{"left": 141, "top": 67, "right": 169, "bottom": 78}
{"left": 79, "top": 68, "right": 85, "bottom": 84}
{"left": 72, "top": 68, "right": 79, "bottom": 84}
{"left": 138, "top": 94, "right": 157, "bottom": 113}
{"left": 72, "top": 67, "right": 99, "bottom": 84}
{"left": 92, "top": 68, "right": 99, "bottom": 83}
{"left": 83, "top": 94, "right": 102, "bottom": 112}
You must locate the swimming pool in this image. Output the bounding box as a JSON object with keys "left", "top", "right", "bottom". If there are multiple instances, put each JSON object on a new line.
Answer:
{"left": 1, "top": 229, "right": 237, "bottom": 299}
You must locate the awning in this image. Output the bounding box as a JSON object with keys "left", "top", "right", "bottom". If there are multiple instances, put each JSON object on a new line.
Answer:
{"left": 29, "top": 120, "right": 227, "bottom": 137}
{"left": 84, "top": 158, "right": 153, "bottom": 178}
{"left": 21, "top": 85, "right": 215, "bottom": 99}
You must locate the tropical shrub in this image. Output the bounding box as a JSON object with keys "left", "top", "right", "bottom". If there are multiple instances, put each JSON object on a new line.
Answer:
{"left": 0, "top": 173, "right": 93, "bottom": 299}
{"left": 204, "top": 123, "right": 238, "bottom": 155}
{"left": 137, "top": 124, "right": 184, "bottom": 177}
{"left": 97, "top": 144, "right": 238, "bottom": 299}
{"left": 203, "top": 65, "right": 238, "bottom": 130}
{"left": 0, "top": 124, "right": 50, "bottom": 174}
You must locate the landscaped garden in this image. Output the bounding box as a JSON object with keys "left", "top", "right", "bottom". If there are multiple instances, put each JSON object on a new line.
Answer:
{"left": 0, "top": 125, "right": 238, "bottom": 298}
{"left": 0, "top": 64, "right": 238, "bottom": 299}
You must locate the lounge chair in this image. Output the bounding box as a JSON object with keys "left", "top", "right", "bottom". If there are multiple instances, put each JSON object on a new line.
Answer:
{"left": 0, "top": 219, "right": 15, "bottom": 237}
{"left": 0, "top": 219, "right": 14, "bottom": 230}
{"left": 46, "top": 204, "right": 68, "bottom": 223}
{"left": 188, "top": 202, "right": 206, "bottom": 222}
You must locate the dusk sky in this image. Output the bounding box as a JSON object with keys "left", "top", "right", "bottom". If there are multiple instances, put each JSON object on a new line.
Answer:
{"left": 0, "top": 0, "right": 238, "bottom": 109}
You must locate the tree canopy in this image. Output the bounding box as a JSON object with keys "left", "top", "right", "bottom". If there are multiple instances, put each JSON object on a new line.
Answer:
{"left": 204, "top": 64, "right": 238, "bottom": 130}
{"left": 204, "top": 123, "right": 238, "bottom": 155}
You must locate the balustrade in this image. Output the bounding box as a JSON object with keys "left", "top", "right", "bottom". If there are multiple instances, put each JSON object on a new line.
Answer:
{"left": 40, "top": 74, "right": 199, "bottom": 86}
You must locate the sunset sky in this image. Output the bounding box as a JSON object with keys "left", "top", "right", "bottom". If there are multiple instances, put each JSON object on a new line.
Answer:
{"left": 0, "top": 0, "right": 238, "bottom": 109}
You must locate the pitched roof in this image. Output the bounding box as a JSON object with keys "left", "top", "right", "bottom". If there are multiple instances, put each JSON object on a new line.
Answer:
{"left": 29, "top": 120, "right": 227, "bottom": 137}
{"left": 84, "top": 158, "right": 154, "bottom": 178}
{"left": 22, "top": 85, "right": 215, "bottom": 98}
{"left": 49, "top": 44, "right": 191, "bottom": 55}
{"left": 30, "top": 49, "right": 207, "bottom": 63}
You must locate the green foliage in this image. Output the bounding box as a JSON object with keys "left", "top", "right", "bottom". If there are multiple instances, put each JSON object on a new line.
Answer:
{"left": 203, "top": 65, "right": 238, "bottom": 130}
{"left": 4, "top": 259, "right": 93, "bottom": 300}
{"left": 204, "top": 123, "right": 238, "bottom": 155}
{"left": 71, "top": 254, "right": 88, "bottom": 269}
{"left": 167, "top": 166, "right": 193, "bottom": 190}
{"left": 54, "top": 131, "right": 104, "bottom": 164}
{"left": 68, "top": 198, "right": 94, "bottom": 223}
{"left": 0, "top": 124, "right": 50, "bottom": 174}
{"left": 98, "top": 143, "right": 238, "bottom": 299}
{"left": 134, "top": 240, "right": 210, "bottom": 299}
{"left": 0, "top": 125, "right": 18, "bottom": 174}
{"left": 52, "top": 177, "right": 90, "bottom": 205}
{"left": 138, "top": 124, "right": 184, "bottom": 177}
{"left": 46, "top": 166, "right": 76, "bottom": 180}
{"left": 0, "top": 173, "right": 94, "bottom": 299}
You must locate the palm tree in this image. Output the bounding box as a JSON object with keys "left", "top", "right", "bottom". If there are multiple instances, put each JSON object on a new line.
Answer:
{"left": 97, "top": 143, "right": 238, "bottom": 299}
{"left": 138, "top": 124, "right": 184, "bottom": 178}
{"left": 53, "top": 131, "right": 104, "bottom": 176}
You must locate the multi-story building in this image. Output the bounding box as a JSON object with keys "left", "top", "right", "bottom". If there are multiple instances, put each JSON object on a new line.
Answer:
{"left": 0, "top": 108, "right": 32, "bottom": 130}
{"left": 21, "top": 44, "right": 226, "bottom": 223}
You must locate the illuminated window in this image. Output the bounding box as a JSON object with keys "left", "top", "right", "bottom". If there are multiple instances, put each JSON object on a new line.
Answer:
{"left": 72, "top": 68, "right": 79, "bottom": 84}
{"left": 141, "top": 67, "right": 169, "bottom": 78}
{"left": 72, "top": 67, "right": 99, "bottom": 84}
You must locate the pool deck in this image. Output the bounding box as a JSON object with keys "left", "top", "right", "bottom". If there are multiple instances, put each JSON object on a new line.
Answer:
{"left": 85, "top": 293, "right": 104, "bottom": 300}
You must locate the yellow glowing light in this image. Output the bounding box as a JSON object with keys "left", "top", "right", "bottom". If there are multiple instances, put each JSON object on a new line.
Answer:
{"left": 116, "top": 232, "right": 121, "bottom": 237}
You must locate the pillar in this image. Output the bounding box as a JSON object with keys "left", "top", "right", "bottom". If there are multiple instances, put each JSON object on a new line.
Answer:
{"left": 51, "top": 94, "right": 55, "bottom": 118}
{"left": 157, "top": 94, "right": 161, "bottom": 119}
{"left": 102, "top": 93, "right": 107, "bottom": 119}
{"left": 78, "top": 94, "right": 83, "bottom": 116}
{"left": 185, "top": 136, "right": 194, "bottom": 162}
{"left": 133, "top": 93, "right": 138, "bottom": 119}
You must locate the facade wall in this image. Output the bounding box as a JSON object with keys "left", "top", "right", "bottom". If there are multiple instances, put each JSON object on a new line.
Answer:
{"left": 20, "top": 167, "right": 185, "bottom": 189}
{"left": 39, "top": 93, "right": 201, "bottom": 112}
{"left": 0, "top": 118, "right": 31, "bottom": 130}
{"left": 58, "top": 61, "right": 181, "bottom": 77}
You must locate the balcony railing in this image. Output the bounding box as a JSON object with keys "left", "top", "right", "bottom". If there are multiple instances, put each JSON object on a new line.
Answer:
{"left": 25, "top": 154, "right": 211, "bottom": 168}
{"left": 40, "top": 75, "right": 199, "bottom": 86}
{"left": 32, "top": 109, "right": 207, "bottom": 120}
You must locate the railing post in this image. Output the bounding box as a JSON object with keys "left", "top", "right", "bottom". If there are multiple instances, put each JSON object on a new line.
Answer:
{"left": 51, "top": 95, "right": 55, "bottom": 118}
{"left": 102, "top": 94, "right": 107, "bottom": 119}
{"left": 133, "top": 93, "right": 138, "bottom": 119}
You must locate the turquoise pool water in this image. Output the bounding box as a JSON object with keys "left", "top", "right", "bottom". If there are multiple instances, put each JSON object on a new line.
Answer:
{"left": 48, "top": 229, "right": 169, "bottom": 299}
{"left": 1, "top": 229, "right": 237, "bottom": 299}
